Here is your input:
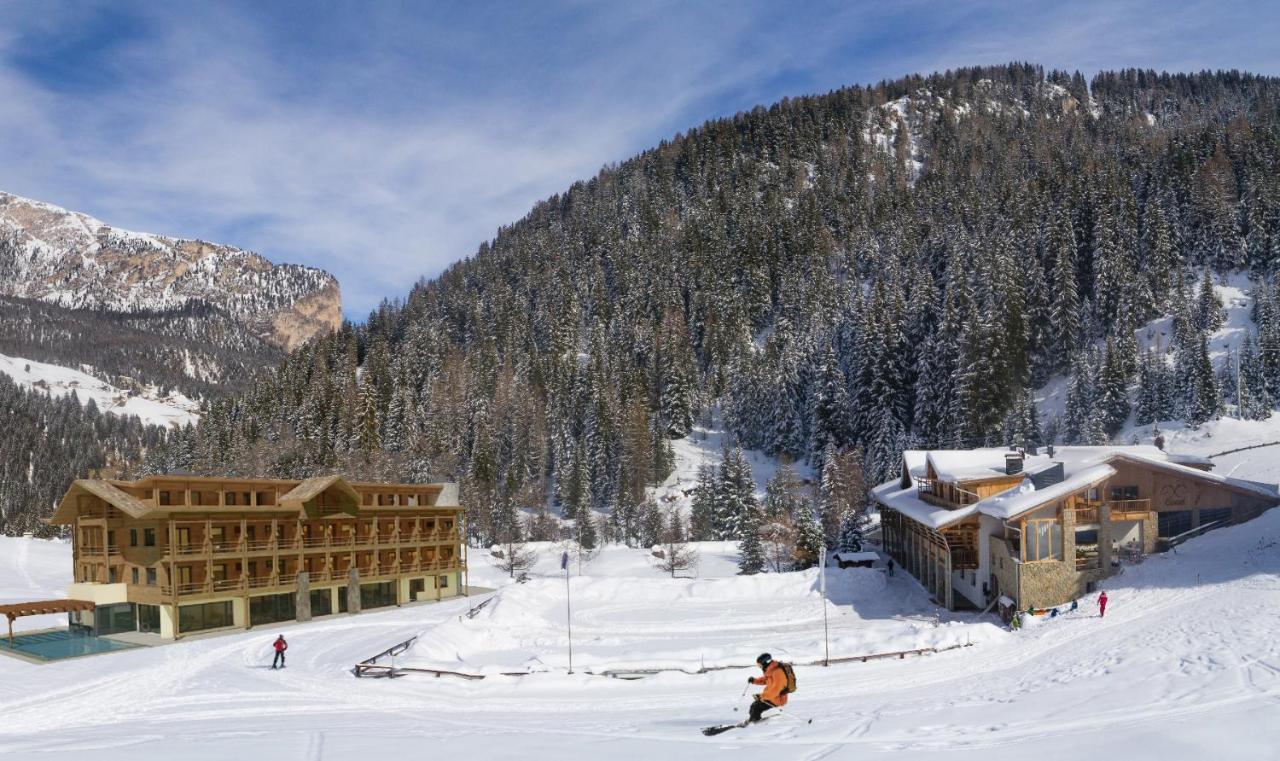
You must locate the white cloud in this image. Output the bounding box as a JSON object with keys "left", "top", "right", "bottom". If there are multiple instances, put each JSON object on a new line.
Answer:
{"left": 0, "top": 2, "right": 1274, "bottom": 315}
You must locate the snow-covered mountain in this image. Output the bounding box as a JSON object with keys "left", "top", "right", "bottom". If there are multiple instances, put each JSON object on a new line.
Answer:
{"left": 0, "top": 191, "right": 341, "bottom": 351}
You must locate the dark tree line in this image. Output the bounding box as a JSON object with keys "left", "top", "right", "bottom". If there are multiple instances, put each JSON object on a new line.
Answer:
{"left": 138, "top": 64, "right": 1280, "bottom": 546}
{"left": 0, "top": 374, "right": 167, "bottom": 535}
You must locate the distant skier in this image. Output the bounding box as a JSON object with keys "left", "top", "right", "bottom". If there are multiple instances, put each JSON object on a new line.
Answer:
{"left": 271, "top": 634, "right": 288, "bottom": 669}
{"left": 1097, "top": 591, "right": 1108, "bottom": 618}
{"left": 1070, "top": 599, "right": 1078, "bottom": 613}
{"left": 746, "top": 653, "right": 790, "bottom": 723}
{"left": 886, "top": 559, "right": 895, "bottom": 577}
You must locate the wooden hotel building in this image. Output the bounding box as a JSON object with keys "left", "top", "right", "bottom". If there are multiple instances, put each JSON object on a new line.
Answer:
{"left": 49, "top": 474, "right": 466, "bottom": 639}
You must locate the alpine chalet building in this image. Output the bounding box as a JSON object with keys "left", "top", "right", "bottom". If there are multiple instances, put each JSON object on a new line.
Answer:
{"left": 50, "top": 474, "right": 466, "bottom": 639}
{"left": 872, "top": 446, "right": 1279, "bottom": 613}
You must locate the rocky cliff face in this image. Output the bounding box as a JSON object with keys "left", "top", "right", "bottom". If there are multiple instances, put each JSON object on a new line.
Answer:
{"left": 0, "top": 191, "right": 341, "bottom": 349}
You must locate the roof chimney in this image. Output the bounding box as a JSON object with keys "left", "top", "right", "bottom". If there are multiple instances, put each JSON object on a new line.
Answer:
{"left": 1005, "top": 452, "right": 1024, "bottom": 475}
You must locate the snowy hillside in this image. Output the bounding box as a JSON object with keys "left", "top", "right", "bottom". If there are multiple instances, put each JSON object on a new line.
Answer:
{"left": 1, "top": 508, "right": 1278, "bottom": 759}
{"left": 0, "top": 352, "right": 199, "bottom": 427}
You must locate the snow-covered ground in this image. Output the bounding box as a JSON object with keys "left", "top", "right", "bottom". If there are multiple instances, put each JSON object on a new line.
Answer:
{"left": 0, "top": 352, "right": 199, "bottom": 427}
{"left": 646, "top": 424, "right": 814, "bottom": 519}
{"left": 1, "top": 508, "right": 1278, "bottom": 760}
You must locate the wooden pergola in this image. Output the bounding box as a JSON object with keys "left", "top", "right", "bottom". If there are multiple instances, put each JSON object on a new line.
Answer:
{"left": 0, "top": 599, "right": 95, "bottom": 644}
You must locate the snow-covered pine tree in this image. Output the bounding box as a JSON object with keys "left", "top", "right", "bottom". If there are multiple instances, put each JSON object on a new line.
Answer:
{"left": 688, "top": 462, "right": 718, "bottom": 541}
{"left": 736, "top": 500, "right": 766, "bottom": 575}
{"left": 1238, "top": 333, "right": 1273, "bottom": 419}
{"left": 807, "top": 345, "right": 852, "bottom": 465}
{"left": 838, "top": 513, "right": 864, "bottom": 553}
{"left": 716, "top": 446, "right": 759, "bottom": 540}
{"left": 792, "top": 500, "right": 825, "bottom": 569}
{"left": 1097, "top": 338, "right": 1131, "bottom": 434}
{"left": 638, "top": 496, "right": 663, "bottom": 547}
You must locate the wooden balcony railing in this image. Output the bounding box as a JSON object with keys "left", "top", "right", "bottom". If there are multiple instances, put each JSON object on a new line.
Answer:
{"left": 1074, "top": 505, "right": 1100, "bottom": 524}
{"left": 1110, "top": 499, "right": 1152, "bottom": 520}
{"left": 916, "top": 478, "right": 980, "bottom": 508}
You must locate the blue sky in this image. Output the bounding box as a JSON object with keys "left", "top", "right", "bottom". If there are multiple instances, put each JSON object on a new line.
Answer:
{"left": 0, "top": 2, "right": 1277, "bottom": 317}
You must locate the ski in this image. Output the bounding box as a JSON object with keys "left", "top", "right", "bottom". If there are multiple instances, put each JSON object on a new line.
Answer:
{"left": 701, "top": 717, "right": 771, "bottom": 736}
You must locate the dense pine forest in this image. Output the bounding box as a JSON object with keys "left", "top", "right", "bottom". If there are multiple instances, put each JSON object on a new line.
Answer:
{"left": 0, "top": 372, "right": 166, "bottom": 536}
{"left": 0, "top": 297, "right": 284, "bottom": 399}
{"left": 14, "top": 64, "right": 1280, "bottom": 546}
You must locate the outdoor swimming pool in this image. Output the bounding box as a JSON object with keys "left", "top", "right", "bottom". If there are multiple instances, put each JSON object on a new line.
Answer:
{"left": 0, "top": 629, "right": 140, "bottom": 661}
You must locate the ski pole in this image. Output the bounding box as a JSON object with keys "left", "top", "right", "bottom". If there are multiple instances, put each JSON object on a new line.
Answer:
{"left": 732, "top": 682, "right": 750, "bottom": 712}
{"left": 776, "top": 708, "right": 814, "bottom": 725}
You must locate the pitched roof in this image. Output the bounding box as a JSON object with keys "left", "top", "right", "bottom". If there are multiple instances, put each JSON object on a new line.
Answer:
{"left": 48, "top": 480, "right": 152, "bottom": 524}
{"left": 876, "top": 445, "right": 1279, "bottom": 529}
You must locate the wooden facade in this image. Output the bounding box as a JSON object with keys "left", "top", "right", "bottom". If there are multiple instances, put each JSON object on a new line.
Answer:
{"left": 877, "top": 450, "right": 1278, "bottom": 613}
{"left": 49, "top": 475, "right": 466, "bottom": 639}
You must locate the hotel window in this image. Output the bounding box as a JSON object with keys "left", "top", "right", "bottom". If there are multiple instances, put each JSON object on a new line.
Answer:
{"left": 1109, "top": 485, "right": 1139, "bottom": 500}
{"left": 438, "top": 574, "right": 449, "bottom": 589}
{"left": 130, "top": 529, "right": 139, "bottom": 547}
{"left": 1025, "top": 520, "right": 1063, "bottom": 562}
{"left": 146, "top": 568, "right": 157, "bottom": 585}
{"left": 144, "top": 528, "right": 156, "bottom": 547}
{"left": 132, "top": 568, "right": 140, "bottom": 585}
{"left": 109, "top": 567, "right": 118, "bottom": 583}
{"left": 158, "top": 490, "right": 174, "bottom": 506}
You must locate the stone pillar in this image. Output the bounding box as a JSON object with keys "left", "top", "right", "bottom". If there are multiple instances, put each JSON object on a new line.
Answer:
{"left": 398, "top": 577, "right": 412, "bottom": 605}
{"left": 1098, "top": 503, "right": 1112, "bottom": 572}
{"left": 346, "top": 568, "right": 361, "bottom": 614}
{"left": 296, "top": 571, "right": 312, "bottom": 622}
{"left": 232, "top": 597, "right": 249, "bottom": 629}
{"left": 160, "top": 604, "right": 178, "bottom": 640}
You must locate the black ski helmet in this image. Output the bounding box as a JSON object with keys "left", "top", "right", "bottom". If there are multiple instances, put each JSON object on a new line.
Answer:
{"left": 756, "top": 653, "right": 772, "bottom": 667}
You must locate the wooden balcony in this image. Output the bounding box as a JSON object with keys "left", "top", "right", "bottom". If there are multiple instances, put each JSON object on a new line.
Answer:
{"left": 1073, "top": 503, "right": 1101, "bottom": 524}
{"left": 916, "top": 478, "right": 979, "bottom": 509}
{"left": 1110, "top": 499, "right": 1152, "bottom": 521}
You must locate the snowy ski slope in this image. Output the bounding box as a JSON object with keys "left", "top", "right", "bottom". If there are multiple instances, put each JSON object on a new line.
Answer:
{"left": 0, "top": 509, "right": 1278, "bottom": 760}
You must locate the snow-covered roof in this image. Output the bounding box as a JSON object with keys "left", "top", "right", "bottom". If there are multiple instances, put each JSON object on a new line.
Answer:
{"left": 981, "top": 464, "right": 1115, "bottom": 520}
{"left": 831, "top": 551, "right": 879, "bottom": 563}
{"left": 876, "top": 445, "right": 1279, "bottom": 529}
{"left": 870, "top": 480, "right": 981, "bottom": 529}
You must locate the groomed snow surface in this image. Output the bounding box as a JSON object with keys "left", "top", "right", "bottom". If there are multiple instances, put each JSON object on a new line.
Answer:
{"left": 2, "top": 511, "right": 1279, "bottom": 760}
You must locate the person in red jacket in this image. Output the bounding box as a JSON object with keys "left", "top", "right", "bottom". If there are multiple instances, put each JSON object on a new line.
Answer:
{"left": 1098, "top": 590, "right": 1108, "bottom": 618}
{"left": 271, "top": 635, "right": 288, "bottom": 669}
{"left": 746, "top": 653, "right": 788, "bottom": 723}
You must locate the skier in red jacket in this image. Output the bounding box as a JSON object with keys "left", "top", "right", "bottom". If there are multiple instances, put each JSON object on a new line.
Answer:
{"left": 1098, "top": 591, "right": 1108, "bottom": 618}
{"left": 271, "top": 635, "right": 288, "bottom": 669}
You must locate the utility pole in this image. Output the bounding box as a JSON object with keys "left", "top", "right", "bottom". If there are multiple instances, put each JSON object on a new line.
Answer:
{"left": 820, "top": 545, "right": 830, "bottom": 667}
{"left": 561, "top": 550, "right": 574, "bottom": 674}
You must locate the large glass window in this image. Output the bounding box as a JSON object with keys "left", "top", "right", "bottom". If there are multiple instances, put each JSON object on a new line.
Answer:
{"left": 180, "top": 601, "right": 232, "bottom": 632}
{"left": 138, "top": 604, "right": 161, "bottom": 633}
{"left": 309, "top": 589, "right": 333, "bottom": 617}
{"left": 250, "top": 593, "right": 297, "bottom": 626}
{"left": 1109, "top": 486, "right": 1139, "bottom": 500}
{"left": 97, "top": 603, "right": 137, "bottom": 635}
{"left": 1025, "top": 520, "right": 1062, "bottom": 562}
{"left": 360, "top": 581, "right": 397, "bottom": 610}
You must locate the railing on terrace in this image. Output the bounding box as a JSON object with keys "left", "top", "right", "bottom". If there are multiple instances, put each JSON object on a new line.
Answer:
{"left": 1074, "top": 505, "right": 1100, "bottom": 524}
{"left": 915, "top": 477, "right": 980, "bottom": 508}
{"left": 1109, "top": 499, "right": 1152, "bottom": 519}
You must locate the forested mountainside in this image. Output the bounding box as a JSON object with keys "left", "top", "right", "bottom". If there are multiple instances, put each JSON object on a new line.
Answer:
{"left": 0, "top": 297, "right": 283, "bottom": 399}
{"left": 142, "top": 64, "right": 1280, "bottom": 546}
{"left": 0, "top": 372, "right": 165, "bottom": 536}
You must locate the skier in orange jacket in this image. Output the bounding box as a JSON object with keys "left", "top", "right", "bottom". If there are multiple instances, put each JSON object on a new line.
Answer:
{"left": 746, "top": 653, "right": 788, "bottom": 722}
